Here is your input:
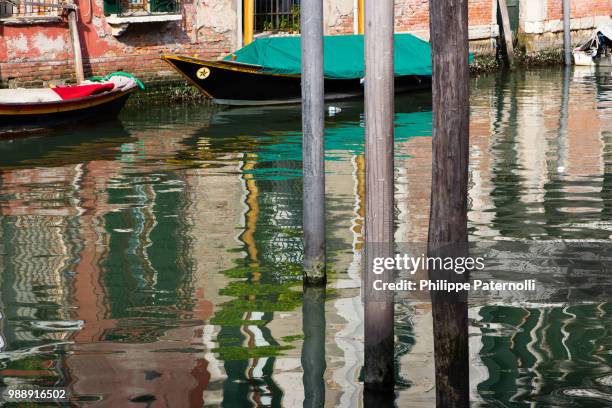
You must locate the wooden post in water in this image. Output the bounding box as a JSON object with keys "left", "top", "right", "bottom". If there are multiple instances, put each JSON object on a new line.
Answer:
{"left": 302, "top": 286, "right": 326, "bottom": 407}
{"left": 563, "top": 0, "right": 571, "bottom": 66}
{"left": 301, "top": 0, "right": 326, "bottom": 285}
{"left": 67, "top": 8, "right": 85, "bottom": 83}
{"left": 363, "top": 0, "right": 395, "bottom": 391}
{"left": 428, "top": 0, "right": 470, "bottom": 407}
{"left": 497, "top": 0, "right": 515, "bottom": 67}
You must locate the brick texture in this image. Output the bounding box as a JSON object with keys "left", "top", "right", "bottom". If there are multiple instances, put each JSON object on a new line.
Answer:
{"left": 548, "top": 0, "right": 612, "bottom": 21}
{"left": 0, "top": 0, "right": 235, "bottom": 87}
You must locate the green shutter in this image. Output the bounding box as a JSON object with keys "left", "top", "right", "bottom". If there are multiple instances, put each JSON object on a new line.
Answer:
{"left": 506, "top": 0, "right": 519, "bottom": 36}
{"left": 150, "top": 0, "right": 176, "bottom": 13}
{"left": 103, "top": 0, "right": 120, "bottom": 15}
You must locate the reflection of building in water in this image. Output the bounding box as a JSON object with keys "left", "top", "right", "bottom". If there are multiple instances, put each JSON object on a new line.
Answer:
{"left": 468, "top": 69, "right": 612, "bottom": 403}
{"left": 324, "top": 155, "right": 365, "bottom": 407}
{"left": 389, "top": 70, "right": 612, "bottom": 404}
{"left": 182, "top": 146, "right": 249, "bottom": 405}
{"left": 61, "top": 129, "right": 244, "bottom": 407}
{"left": 476, "top": 70, "right": 612, "bottom": 240}
{"left": 469, "top": 75, "right": 500, "bottom": 240}
{"left": 394, "top": 117, "right": 436, "bottom": 405}
{"left": 217, "top": 150, "right": 305, "bottom": 408}
{"left": 0, "top": 69, "right": 609, "bottom": 407}
{"left": 0, "top": 166, "right": 80, "bottom": 351}
{"left": 472, "top": 302, "right": 612, "bottom": 406}
{"left": 253, "top": 159, "right": 304, "bottom": 272}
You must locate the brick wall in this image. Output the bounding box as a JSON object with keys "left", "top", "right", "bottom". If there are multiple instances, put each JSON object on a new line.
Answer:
{"left": 468, "top": 0, "right": 494, "bottom": 25}
{"left": 395, "top": 0, "right": 494, "bottom": 32}
{"left": 326, "top": 13, "right": 353, "bottom": 35}
{"left": 547, "top": 0, "right": 611, "bottom": 21}
{"left": 0, "top": 0, "right": 236, "bottom": 87}
{"left": 395, "top": 0, "right": 431, "bottom": 32}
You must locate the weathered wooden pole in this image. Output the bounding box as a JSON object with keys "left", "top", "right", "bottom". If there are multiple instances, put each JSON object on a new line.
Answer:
{"left": 301, "top": 286, "right": 326, "bottom": 407}
{"left": 363, "top": 0, "right": 395, "bottom": 391}
{"left": 301, "top": 0, "right": 326, "bottom": 285}
{"left": 67, "top": 8, "right": 85, "bottom": 83}
{"left": 497, "top": 0, "right": 515, "bottom": 67}
{"left": 428, "top": 0, "right": 470, "bottom": 407}
{"left": 563, "top": 0, "right": 571, "bottom": 66}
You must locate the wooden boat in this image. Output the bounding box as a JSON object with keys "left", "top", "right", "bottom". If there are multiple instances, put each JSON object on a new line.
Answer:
{"left": 162, "top": 34, "right": 433, "bottom": 106}
{"left": 0, "top": 73, "right": 142, "bottom": 133}
{"left": 573, "top": 25, "right": 612, "bottom": 67}
{"left": 161, "top": 56, "right": 430, "bottom": 106}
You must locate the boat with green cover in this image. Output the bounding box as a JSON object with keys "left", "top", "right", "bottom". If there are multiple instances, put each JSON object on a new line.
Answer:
{"left": 162, "top": 34, "right": 433, "bottom": 106}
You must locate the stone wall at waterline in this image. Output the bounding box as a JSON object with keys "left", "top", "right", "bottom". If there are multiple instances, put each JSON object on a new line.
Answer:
{"left": 519, "top": 0, "right": 612, "bottom": 53}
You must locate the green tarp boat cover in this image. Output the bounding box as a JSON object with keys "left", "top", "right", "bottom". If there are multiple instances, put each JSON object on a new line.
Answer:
{"left": 223, "top": 34, "right": 433, "bottom": 79}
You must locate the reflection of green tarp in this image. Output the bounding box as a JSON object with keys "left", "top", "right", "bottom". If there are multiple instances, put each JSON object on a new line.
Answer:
{"left": 223, "top": 34, "right": 433, "bottom": 79}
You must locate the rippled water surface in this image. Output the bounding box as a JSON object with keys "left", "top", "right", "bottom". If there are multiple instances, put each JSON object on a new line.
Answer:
{"left": 0, "top": 67, "right": 611, "bottom": 407}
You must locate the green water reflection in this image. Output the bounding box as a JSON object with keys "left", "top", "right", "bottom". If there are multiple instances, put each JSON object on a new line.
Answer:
{"left": 0, "top": 67, "right": 611, "bottom": 407}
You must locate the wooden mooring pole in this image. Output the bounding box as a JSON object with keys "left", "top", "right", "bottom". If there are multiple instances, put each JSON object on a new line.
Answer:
{"left": 67, "top": 8, "right": 85, "bottom": 83}
{"left": 302, "top": 286, "right": 326, "bottom": 407}
{"left": 497, "top": 0, "right": 515, "bottom": 67}
{"left": 563, "top": 0, "right": 571, "bottom": 66}
{"left": 428, "top": 0, "right": 470, "bottom": 407}
{"left": 363, "top": 0, "right": 395, "bottom": 391}
{"left": 301, "top": 0, "right": 326, "bottom": 285}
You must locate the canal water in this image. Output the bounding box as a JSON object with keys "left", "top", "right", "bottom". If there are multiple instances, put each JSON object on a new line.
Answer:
{"left": 0, "top": 67, "right": 611, "bottom": 407}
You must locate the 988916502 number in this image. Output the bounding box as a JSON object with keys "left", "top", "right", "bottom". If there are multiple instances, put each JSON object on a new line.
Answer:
{"left": 5, "top": 388, "right": 68, "bottom": 402}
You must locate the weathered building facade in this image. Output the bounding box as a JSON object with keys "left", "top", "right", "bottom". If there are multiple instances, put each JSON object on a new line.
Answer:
{"left": 0, "top": 0, "right": 609, "bottom": 87}
{"left": 519, "top": 0, "right": 611, "bottom": 53}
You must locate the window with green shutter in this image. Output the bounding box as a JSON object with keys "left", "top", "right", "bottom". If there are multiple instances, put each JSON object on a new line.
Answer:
{"left": 103, "top": 0, "right": 179, "bottom": 16}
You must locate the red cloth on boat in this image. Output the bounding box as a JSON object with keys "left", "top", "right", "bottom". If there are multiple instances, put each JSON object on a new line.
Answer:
{"left": 51, "top": 83, "right": 115, "bottom": 100}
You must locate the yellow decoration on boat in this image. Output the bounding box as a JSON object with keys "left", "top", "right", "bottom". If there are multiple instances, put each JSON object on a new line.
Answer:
{"left": 196, "top": 67, "right": 211, "bottom": 80}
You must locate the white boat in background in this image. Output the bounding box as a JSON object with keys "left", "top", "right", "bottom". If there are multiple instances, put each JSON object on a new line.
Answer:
{"left": 573, "top": 24, "right": 612, "bottom": 66}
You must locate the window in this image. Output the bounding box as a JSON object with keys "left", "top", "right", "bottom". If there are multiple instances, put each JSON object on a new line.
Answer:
{"left": 103, "top": 0, "right": 180, "bottom": 16}
{"left": 255, "top": 0, "right": 300, "bottom": 34}
{"left": 0, "top": 0, "right": 62, "bottom": 20}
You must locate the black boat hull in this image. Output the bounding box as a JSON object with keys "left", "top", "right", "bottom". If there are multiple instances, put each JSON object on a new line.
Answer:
{"left": 162, "top": 55, "right": 431, "bottom": 105}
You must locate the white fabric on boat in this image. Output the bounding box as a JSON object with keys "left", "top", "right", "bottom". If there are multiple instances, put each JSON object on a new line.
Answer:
{"left": 80, "top": 76, "right": 135, "bottom": 91}
{"left": 0, "top": 88, "right": 62, "bottom": 103}
{"left": 576, "top": 24, "right": 612, "bottom": 51}
{"left": 0, "top": 76, "right": 135, "bottom": 105}
{"left": 107, "top": 76, "right": 136, "bottom": 90}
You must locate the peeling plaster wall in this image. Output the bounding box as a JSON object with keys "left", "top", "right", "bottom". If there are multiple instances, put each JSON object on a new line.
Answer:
{"left": 0, "top": 0, "right": 237, "bottom": 87}
{"left": 323, "top": 0, "right": 354, "bottom": 35}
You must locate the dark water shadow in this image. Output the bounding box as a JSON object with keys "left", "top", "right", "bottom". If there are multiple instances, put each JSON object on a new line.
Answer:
{"left": 363, "top": 388, "right": 396, "bottom": 408}
{"left": 302, "top": 285, "right": 326, "bottom": 408}
{"left": 0, "top": 119, "right": 133, "bottom": 170}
